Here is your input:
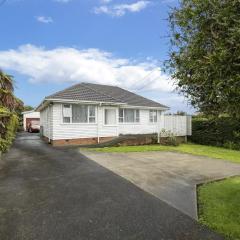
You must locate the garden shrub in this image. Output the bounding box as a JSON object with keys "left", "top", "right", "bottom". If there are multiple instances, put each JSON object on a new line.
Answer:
{"left": 151, "top": 134, "right": 158, "bottom": 144}
{"left": 190, "top": 117, "right": 240, "bottom": 150}
{"left": 159, "top": 129, "right": 179, "bottom": 146}
{"left": 0, "top": 109, "right": 19, "bottom": 153}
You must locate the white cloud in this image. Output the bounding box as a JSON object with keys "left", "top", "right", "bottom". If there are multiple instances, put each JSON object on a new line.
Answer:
{"left": 100, "top": 0, "right": 112, "bottom": 3}
{"left": 0, "top": 44, "right": 174, "bottom": 93}
{"left": 36, "top": 16, "right": 53, "bottom": 24}
{"left": 94, "top": 1, "right": 150, "bottom": 17}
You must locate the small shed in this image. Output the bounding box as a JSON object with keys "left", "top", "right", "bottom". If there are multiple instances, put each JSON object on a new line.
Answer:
{"left": 22, "top": 110, "right": 40, "bottom": 131}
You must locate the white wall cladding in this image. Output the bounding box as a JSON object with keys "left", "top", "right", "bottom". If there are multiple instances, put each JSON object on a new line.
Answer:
{"left": 118, "top": 110, "right": 164, "bottom": 135}
{"left": 40, "top": 106, "right": 53, "bottom": 139}
{"left": 51, "top": 104, "right": 118, "bottom": 140}
{"left": 40, "top": 103, "right": 192, "bottom": 140}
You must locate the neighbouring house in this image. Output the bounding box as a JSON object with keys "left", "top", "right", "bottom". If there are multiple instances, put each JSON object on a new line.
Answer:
{"left": 36, "top": 82, "right": 191, "bottom": 146}
{"left": 22, "top": 110, "right": 40, "bottom": 131}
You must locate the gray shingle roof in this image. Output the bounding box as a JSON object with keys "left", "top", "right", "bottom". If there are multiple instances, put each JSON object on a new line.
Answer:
{"left": 46, "top": 82, "right": 169, "bottom": 109}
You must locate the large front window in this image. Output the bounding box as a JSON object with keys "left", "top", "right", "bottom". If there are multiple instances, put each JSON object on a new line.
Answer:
{"left": 62, "top": 104, "right": 96, "bottom": 123}
{"left": 119, "top": 108, "right": 140, "bottom": 123}
{"left": 72, "top": 105, "right": 88, "bottom": 123}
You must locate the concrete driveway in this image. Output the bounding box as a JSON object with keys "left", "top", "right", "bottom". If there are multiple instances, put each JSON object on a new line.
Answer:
{"left": 82, "top": 150, "right": 240, "bottom": 219}
{"left": 0, "top": 132, "right": 224, "bottom": 240}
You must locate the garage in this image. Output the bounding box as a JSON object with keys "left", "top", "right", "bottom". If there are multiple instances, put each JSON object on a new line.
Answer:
{"left": 22, "top": 110, "right": 40, "bottom": 131}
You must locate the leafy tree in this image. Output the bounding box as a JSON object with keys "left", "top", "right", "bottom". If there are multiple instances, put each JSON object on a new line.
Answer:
{"left": 0, "top": 69, "right": 23, "bottom": 152}
{"left": 0, "top": 70, "right": 22, "bottom": 111}
{"left": 166, "top": 0, "right": 240, "bottom": 118}
{"left": 175, "top": 111, "right": 187, "bottom": 116}
{"left": 23, "top": 105, "right": 34, "bottom": 111}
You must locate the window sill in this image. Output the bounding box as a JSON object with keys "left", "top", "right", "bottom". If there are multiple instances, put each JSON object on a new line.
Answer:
{"left": 103, "top": 124, "right": 118, "bottom": 127}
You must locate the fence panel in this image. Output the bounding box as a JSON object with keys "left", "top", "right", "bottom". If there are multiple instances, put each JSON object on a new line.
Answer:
{"left": 163, "top": 115, "right": 192, "bottom": 136}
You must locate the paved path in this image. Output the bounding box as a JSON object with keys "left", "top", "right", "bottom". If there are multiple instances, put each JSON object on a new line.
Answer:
{"left": 0, "top": 133, "right": 224, "bottom": 240}
{"left": 82, "top": 150, "right": 240, "bottom": 219}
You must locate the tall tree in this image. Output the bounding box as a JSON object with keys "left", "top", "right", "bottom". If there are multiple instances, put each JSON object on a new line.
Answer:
{"left": 23, "top": 105, "right": 34, "bottom": 112}
{"left": 0, "top": 70, "right": 23, "bottom": 152}
{"left": 0, "top": 70, "right": 20, "bottom": 111}
{"left": 166, "top": 0, "right": 240, "bottom": 118}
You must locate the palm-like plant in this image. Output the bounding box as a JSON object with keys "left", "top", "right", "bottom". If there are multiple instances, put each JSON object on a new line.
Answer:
{"left": 0, "top": 69, "right": 17, "bottom": 110}
{"left": 0, "top": 70, "right": 14, "bottom": 91}
{"left": 0, "top": 70, "right": 23, "bottom": 151}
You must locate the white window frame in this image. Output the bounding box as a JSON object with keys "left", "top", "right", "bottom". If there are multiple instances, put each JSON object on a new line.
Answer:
{"left": 119, "top": 108, "right": 124, "bottom": 123}
{"left": 62, "top": 104, "right": 72, "bottom": 123}
{"left": 103, "top": 107, "right": 117, "bottom": 126}
{"left": 149, "top": 110, "right": 158, "bottom": 123}
{"left": 118, "top": 108, "right": 140, "bottom": 124}
{"left": 61, "top": 104, "right": 97, "bottom": 124}
{"left": 88, "top": 105, "right": 96, "bottom": 123}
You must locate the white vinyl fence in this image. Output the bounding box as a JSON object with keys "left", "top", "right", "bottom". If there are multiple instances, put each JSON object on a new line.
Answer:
{"left": 163, "top": 115, "right": 192, "bottom": 136}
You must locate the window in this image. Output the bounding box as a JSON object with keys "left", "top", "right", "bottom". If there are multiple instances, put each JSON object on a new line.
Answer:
{"left": 135, "top": 110, "right": 140, "bottom": 122}
{"left": 89, "top": 106, "right": 96, "bottom": 123}
{"left": 62, "top": 104, "right": 96, "bottom": 123}
{"left": 125, "top": 109, "right": 135, "bottom": 122}
{"left": 118, "top": 109, "right": 140, "bottom": 123}
{"left": 72, "top": 105, "right": 88, "bottom": 123}
{"left": 104, "top": 109, "right": 116, "bottom": 125}
{"left": 119, "top": 109, "right": 124, "bottom": 123}
{"left": 63, "top": 117, "right": 71, "bottom": 123}
{"left": 62, "top": 104, "right": 71, "bottom": 123}
{"left": 149, "top": 110, "right": 157, "bottom": 123}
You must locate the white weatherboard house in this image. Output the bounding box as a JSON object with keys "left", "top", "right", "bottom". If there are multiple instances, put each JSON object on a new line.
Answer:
{"left": 36, "top": 83, "right": 191, "bottom": 146}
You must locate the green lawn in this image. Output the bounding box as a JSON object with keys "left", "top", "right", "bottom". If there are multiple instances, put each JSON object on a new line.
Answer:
{"left": 91, "top": 143, "right": 240, "bottom": 163}
{"left": 198, "top": 177, "right": 240, "bottom": 240}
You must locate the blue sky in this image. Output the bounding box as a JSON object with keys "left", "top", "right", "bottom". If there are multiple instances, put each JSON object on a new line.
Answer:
{"left": 0, "top": 0, "right": 194, "bottom": 113}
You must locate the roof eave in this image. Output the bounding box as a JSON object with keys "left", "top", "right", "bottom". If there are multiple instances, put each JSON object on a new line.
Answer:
{"left": 44, "top": 98, "right": 127, "bottom": 106}
{"left": 36, "top": 98, "right": 170, "bottom": 111}
{"left": 35, "top": 99, "right": 51, "bottom": 112}
{"left": 22, "top": 110, "right": 35, "bottom": 114}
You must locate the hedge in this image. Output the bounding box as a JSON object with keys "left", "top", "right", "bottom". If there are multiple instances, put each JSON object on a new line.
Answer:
{"left": 190, "top": 117, "right": 240, "bottom": 150}
{"left": 0, "top": 107, "right": 19, "bottom": 153}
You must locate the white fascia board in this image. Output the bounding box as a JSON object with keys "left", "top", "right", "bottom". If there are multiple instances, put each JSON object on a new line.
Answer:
{"left": 35, "top": 100, "right": 50, "bottom": 112}
{"left": 22, "top": 110, "right": 35, "bottom": 114}
{"left": 36, "top": 98, "right": 169, "bottom": 111}
{"left": 45, "top": 98, "right": 127, "bottom": 106}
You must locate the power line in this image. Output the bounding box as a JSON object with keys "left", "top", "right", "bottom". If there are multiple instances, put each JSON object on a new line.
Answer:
{"left": 132, "top": 67, "right": 160, "bottom": 92}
